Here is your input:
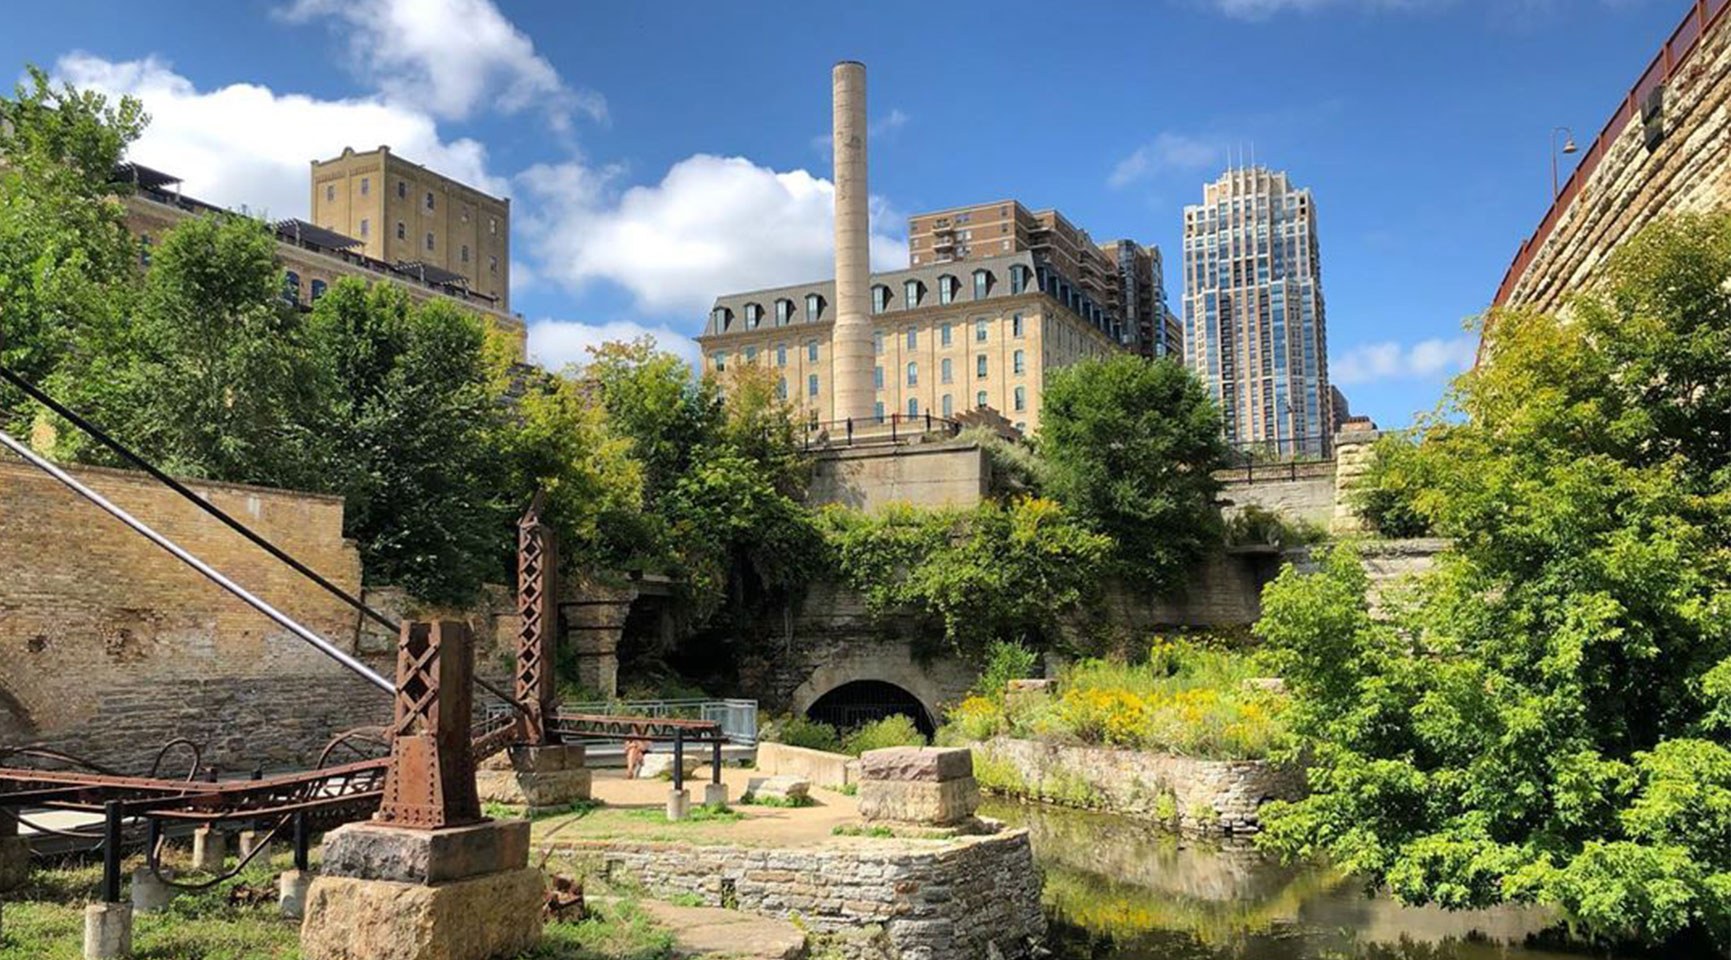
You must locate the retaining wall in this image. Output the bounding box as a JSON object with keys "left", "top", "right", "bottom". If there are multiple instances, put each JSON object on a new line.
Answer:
{"left": 754, "top": 742, "right": 856, "bottom": 788}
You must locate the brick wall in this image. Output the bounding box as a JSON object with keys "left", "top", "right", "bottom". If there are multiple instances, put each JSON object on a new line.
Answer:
{"left": 0, "top": 454, "right": 396, "bottom": 771}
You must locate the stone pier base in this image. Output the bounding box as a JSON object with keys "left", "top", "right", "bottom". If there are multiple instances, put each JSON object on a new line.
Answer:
{"left": 666, "top": 789, "right": 690, "bottom": 822}
{"left": 0, "top": 835, "right": 29, "bottom": 892}
{"left": 475, "top": 744, "right": 591, "bottom": 815}
{"left": 302, "top": 820, "right": 543, "bottom": 960}
{"left": 238, "top": 829, "right": 274, "bottom": 864}
{"left": 280, "top": 869, "right": 312, "bottom": 919}
{"left": 702, "top": 783, "right": 728, "bottom": 808}
{"left": 191, "top": 827, "right": 227, "bottom": 874}
{"left": 83, "top": 902, "right": 132, "bottom": 960}
{"left": 130, "top": 867, "right": 173, "bottom": 913}
{"left": 856, "top": 747, "right": 980, "bottom": 827}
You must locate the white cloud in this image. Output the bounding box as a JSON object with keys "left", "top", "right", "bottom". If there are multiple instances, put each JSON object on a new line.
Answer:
{"left": 55, "top": 53, "right": 503, "bottom": 219}
{"left": 1331, "top": 336, "right": 1476, "bottom": 385}
{"left": 1108, "top": 132, "right": 1222, "bottom": 188}
{"left": 518, "top": 153, "right": 909, "bottom": 316}
{"left": 527, "top": 318, "right": 699, "bottom": 372}
{"left": 277, "top": 0, "right": 603, "bottom": 130}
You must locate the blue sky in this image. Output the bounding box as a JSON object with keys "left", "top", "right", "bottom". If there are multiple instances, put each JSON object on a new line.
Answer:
{"left": 2, "top": 0, "right": 1684, "bottom": 427}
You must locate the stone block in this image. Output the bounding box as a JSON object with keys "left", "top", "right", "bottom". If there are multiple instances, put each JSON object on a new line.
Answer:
{"left": 858, "top": 777, "right": 980, "bottom": 826}
{"left": 191, "top": 826, "right": 227, "bottom": 874}
{"left": 130, "top": 867, "right": 173, "bottom": 913}
{"left": 745, "top": 776, "right": 811, "bottom": 803}
{"left": 239, "top": 829, "right": 275, "bottom": 864}
{"left": 300, "top": 868, "right": 544, "bottom": 960}
{"left": 857, "top": 747, "right": 973, "bottom": 784}
{"left": 474, "top": 768, "right": 592, "bottom": 809}
{"left": 0, "top": 835, "right": 29, "bottom": 892}
{"left": 83, "top": 901, "right": 132, "bottom": 960}
{"left": 478, "top": 743, "right": 586, "bottom": 774}
{"left": 280, "top": 869, "right": 313, "bottom": 919}
{"left": 703, "top": 783, "right": 729, "bottom": 808}
{"left": 666, "top": 788, "right": 690, "bottom": 822}
{"left": 321, "top": 820, "right": 530, "bottom": 885}
{"left": 639, "top": 753, "right": 700, "bottom": 780}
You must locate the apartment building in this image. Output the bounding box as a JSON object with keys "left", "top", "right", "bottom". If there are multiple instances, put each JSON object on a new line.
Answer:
{"left": 1182, "top": 167, "right": 1331, "bottom": 458}
{"left": 697, "top": 252, "right": 1119, "bottom": 436}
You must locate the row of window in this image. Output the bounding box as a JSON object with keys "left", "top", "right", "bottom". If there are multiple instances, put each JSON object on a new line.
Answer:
{"left": 869, "top": 314, "right": 1026, "bottom": 353}
{"left": 712, "top": 266, "right": 1038, "bottom": 332}
{"left": 321, "top": 178, "right": 502, "bottom": 234}
{"left": 861, "top": 387, "right": 1026, "bottom": 420}
{"left": 281, "top": 271, "right": 327, "bottom": 305}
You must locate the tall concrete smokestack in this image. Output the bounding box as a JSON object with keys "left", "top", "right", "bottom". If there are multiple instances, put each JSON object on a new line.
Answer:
{"left": 830, "top": 61, "right": 874, "bottom": 424}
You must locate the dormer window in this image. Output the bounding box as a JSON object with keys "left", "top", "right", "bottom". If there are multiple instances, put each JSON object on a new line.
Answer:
{"left": 744, "top": 302, "right": 764, "bottom": 328}
{"left": 712, "top": 307, "right": 733, "bottom": 332}
{"left": 1009, "top": 264, "right": 1032, "bottom": 294}
{"left": 774, "top": 298, "right": 794, "bottom": 326}
{"left": 972, "top": 269, "right": 991, "bottom": 300}
{"left": 871, "top": 285, "right": 891, "bottom": 315}
{"left": 805, "top": 293, "right": 823, "bottom": 322}
{"left": 937, "top": 275, "right": 958, "bottom": 305}
{"left": 904, "top": 279, "right": 922, "bottom": 307}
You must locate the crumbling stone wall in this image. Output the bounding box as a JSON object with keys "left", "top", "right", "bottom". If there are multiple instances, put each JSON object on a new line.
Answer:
{"left": 550, "top": 832, "right": 1046, "bottom": 960}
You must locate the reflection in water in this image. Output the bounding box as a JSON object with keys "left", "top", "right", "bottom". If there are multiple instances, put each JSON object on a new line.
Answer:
{"left": 980, "top": 799, "right": 1640, "bottom": 960}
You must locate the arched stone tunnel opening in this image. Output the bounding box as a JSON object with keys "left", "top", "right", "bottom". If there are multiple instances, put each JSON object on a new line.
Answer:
{"left": 805, "top": 680, "right": 935, "bottom": 739}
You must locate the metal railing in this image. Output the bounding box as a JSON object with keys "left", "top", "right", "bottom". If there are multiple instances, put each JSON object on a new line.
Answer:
{"left": 555, "top": 698, "right": 758, "bottom": 746}
{"left": 800, "top": 412, "right": 963, "bottom": 449}
{"left": 1224, "top": 436, "right": 1333, "bottom": 469}
{"left": 1493, "top": 0, "right": 1731, "bottom": 308}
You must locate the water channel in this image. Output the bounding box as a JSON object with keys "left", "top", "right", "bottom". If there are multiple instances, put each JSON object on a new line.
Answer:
{"left": 978, "top": 799, "right": 1642, "bottom": 960}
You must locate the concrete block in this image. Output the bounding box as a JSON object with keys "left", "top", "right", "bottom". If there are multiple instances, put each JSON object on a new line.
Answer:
{"left": 666, "top": 788, "right": 690, "bottom": 822}
{"left": 478, "top": 742, "right": 586, "bottom": 774}
{"left": 753, "top": 742, "right": 853, "bottom": 788}
{"left": 320, "top": 820, "right": 530, "bottom": 885}
{"left": 745, "top": 776, "right": 811, "bottom": 803}
{"left": 858, "top": 747, "right": 973, "bottom": 783}
{"left": 702, "top": 783, "right": 729, "bottom": 808}
{"left": 639, "top": 753, "right": 700, "bottom": 780}
{"left": 0, "top": 835, "right": 29, "bottom": 892}
{"left": 83, "top": 901, "right": 132, "bottom": 960}
{"left": 191, "top": 826, "right": 227, "bottom": 874}
{"left": 279, "top": 869, "right": 313, "bottom": 920}
{"left": 300, "top": 868, "right": 544, "bottom": 960}
{"left": 239, "top": 829, "right": 275, "bottom": 864}
{"left": 129, "top": 866, "right": 173, "bottom": 913}
{"left": 858, "top": 777, "right": 980, "bottom": 826}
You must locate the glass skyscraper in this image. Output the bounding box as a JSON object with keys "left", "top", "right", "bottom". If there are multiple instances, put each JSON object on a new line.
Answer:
{"left": 1182, "top": 167, "right": 1332, "bottom": 458}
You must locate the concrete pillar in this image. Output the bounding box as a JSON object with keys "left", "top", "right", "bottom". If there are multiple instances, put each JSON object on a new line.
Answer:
{"left": 0, "top": 834, "right": 29, "bottom": 892}
{"left": 666, "top": 788, "right": 690, "bottom": 822}
{"left": 129, "top": 867, "right": 173, "bottom": 914}
{"left": 191, "top": 827, "right": 227, "bottom": 874}
{"left": 238, "top": 829, "right": 274, "bottom": 865}
{"left": 703, "top": 783, "right": 729, "bottom": 808}
{"left": 83, "top": 902, "right": 132, "bottom": 960}
{"left": 829, "top": 60, "right": 875, "bottom": 424}
{"left": 279, "top": 869, "right": 312, "bottom": 919}
{"left": 1330, "top": 423, "right": 1381, "bottom": 535}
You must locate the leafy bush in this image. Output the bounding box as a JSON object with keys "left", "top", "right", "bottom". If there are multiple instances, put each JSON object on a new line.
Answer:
{"left": 764, "top": 714, "right": 843, "bottom": 754}
{"left": 978, "top": 640, "right": 1039, "bottom": 698}
{"left": 939, "top": 695, "right": 1005, "bottom": 744}
{"left": 842, "top": 714, "right": 926, "bottom": 756}
{"left": 1223, "top": 505, "right": 1327, "bottom": 549}
{"left": 1349, "top": 431, "right": 1433, "bottom": 538}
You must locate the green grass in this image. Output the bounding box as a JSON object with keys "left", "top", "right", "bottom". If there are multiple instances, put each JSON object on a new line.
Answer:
{"left": 830, "top": 824, "right": 894, "bottom": 838}
{"left": 485, "top": 799, "right": 606, "bottom": 822}
{"left": 525, "top": 899, "right": 675, "bottom": 960}
{"left": 737, "top": 792, "right": 815, "bottom": 808}
{"left": 622, "top": 805, "right": 743, "bottom": 826}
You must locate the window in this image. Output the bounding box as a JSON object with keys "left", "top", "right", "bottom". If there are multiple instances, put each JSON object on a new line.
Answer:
{"left": 425, "top": 191, "right": 435, "bottom": 211}
{"left": 871, "top": 285, "right": 890, "bottom": 314}
{"left": 776, "top": 344, "right": 788, "bottom": 367}
{"left": 744, "top": 346, "right": 758, "bottom": 363}
{"left": 938, "top": 275, "right": 957, "bottom": 305}
{"left": 975, "top": 319, "right": 988, "bottom": 342}
{"left": 874, "top": 330, "right": 885, "bottom": 354}
{"left": 1014, "top": 386, "right": 1026, "bottom": 412}
{"left": 976, "top": 390, "right": 988, "bottom": 408}
{"left": 904, "top": 279, "right": 921, "bottom": 306}
{"left": 1013, "top": 349, "right": 1025, "bottom": 375}
{"left": 807, "top": 340, "right": 819, "bottom": 362}
{"left": 874, "top": 366, "right": 884, "bottom": 389}
{"left": 775, "top": 299, "right": 793, "bottom": 326}
{"left": 776, "top": 378, "right": 788, "bottom": 400}
{"left": 311, "top": 279, "right": 328, "bottom": 302}
{"left": 972, "top": 269, "right": 990, "bottom": 300}
{"left": 325, "top": 184, "right": 335, "bottom": 203}
{"left": 712, "top": 352, "right": 727, "bottom": 372}
{"left": 139, "top": 234, "right": 152, "bottom": 266}
{"left": 874, "top": 401, "right": 886, "bottom": 422}
{"left": 976, "top": 355, "right": 988, "bottom": 378}
{"left": 489, "top": 256, "right": 498, "bottom": 275}
{"left": 461, "top": 207, "right": 469, "bottom": 224}
{"left": 805, "top": 293, "right": 822, "bottom": 322}
{"left": 942, "top": 394, "right": 953, "bottom": 417}
{"left": 745, "top": 303, "right": 763, "bottom": 328}
{"left": 397, "top": 180, "right": 406, "bottom": 199}
{"left": 941, "top": 358, "right": 953, "bottom": 384}
{"left": 1009, "top": 264, "right": 1031, "bottom": 294}
{"left": 808, "top": 373, "right": 820, "bottom": 397}
{"left": 489, "top": 218, "right": 498, "bottom": 235}
{"left": 282, "top": 271, "right": 301, "bottom": 305}
{"left": 907, "top": 362, "right": 918, "bottom": 386}
{"left": 906, "top": 328, "right": 917, "bottom": 350}
{"left": 359, "top": 218, "right": 370, "bottom": 238}
{"left": 461, "top": 244, "right": 470, "bottom": 264}
{"left": 907, "top": 397, "right": 919, "bottom": 418}
{"left": 396, "top": 221, "right": 406, "bottom": 241}
{"left": 1012, "top": 313, "right": 1024, "bottom": 337}
{"left": 940, "top": 322, "right": 953, "bottom": 347}
{"left": 425, "top": 232, "right": 435, "bottom": 252}
{"left": 711, "top": 307, "right": 732, "bottom": 331}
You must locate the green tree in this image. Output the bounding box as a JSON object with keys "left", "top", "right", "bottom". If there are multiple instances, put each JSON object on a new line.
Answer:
{"left": 1255, "top": 212, "right": 1731, "bottom": 951}
{"left": 0, "top": 65, "right": 146, "bottom": 435}
{"left": 1038, "top": 355, "right": 1229, "bottom": 589}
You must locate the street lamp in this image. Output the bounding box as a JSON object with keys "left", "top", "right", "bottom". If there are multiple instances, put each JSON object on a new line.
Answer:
{"left": 1551, "top": 126, "right": 1578, "bottom": 200}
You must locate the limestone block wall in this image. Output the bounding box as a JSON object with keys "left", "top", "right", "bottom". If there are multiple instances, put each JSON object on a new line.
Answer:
{"left": 807, "top": 440, "right": 989, "bottom": 512}
{"left": 1217, "top": 461, "right": 1337, "bottom": 528}
{"left": 1500, "top": 3, "right": 1731, "bottom": 315}
{"left": 970, "top": 737, "right": 1306, "bottom": 836}
{"left": 754, "top": 742, "right": 857, "bottom": 788}
{"left": 0, "top": 455, "right": 394, "bottom": 771}
{"left": 550, "top": 832, "right": 1046, "bottom": 960}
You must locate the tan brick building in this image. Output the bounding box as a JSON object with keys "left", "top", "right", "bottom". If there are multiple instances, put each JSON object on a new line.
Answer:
{"left": 906, "top": 200, "right": 1176, "bottom": 359}
{"left": 697, "top": 252, "right": 1119, "bottom": 436}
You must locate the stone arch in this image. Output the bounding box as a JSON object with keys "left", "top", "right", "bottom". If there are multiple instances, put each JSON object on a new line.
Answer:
{"left": 788, "top": 645, "right": 950, "bottom": 736}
